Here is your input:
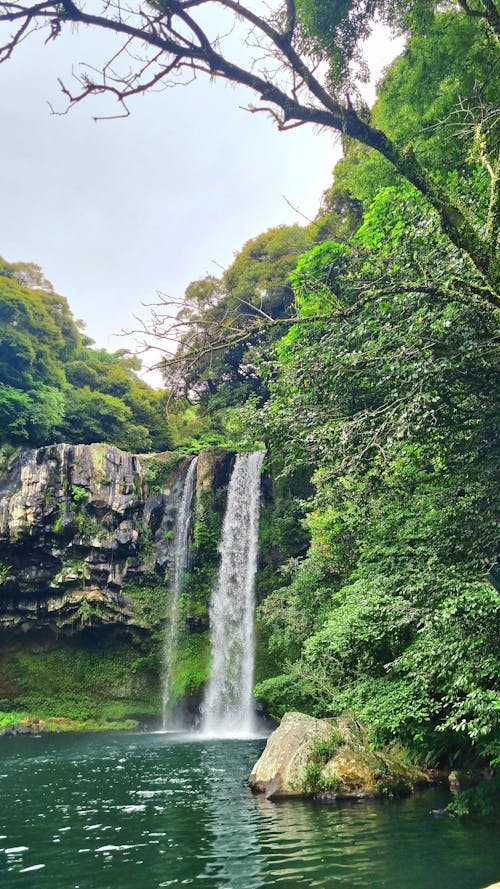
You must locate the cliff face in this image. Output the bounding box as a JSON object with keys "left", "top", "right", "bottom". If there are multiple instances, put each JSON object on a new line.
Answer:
{"left": 0, "top": 443, "right": 189, "bottom": 633}
{"left": 0, "top": 443, "right": 235, "bottom": 728}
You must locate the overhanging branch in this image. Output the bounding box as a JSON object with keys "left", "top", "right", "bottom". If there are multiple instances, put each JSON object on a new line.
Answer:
{"left": 0, "top": 0, "right": 498, "bottom": 293}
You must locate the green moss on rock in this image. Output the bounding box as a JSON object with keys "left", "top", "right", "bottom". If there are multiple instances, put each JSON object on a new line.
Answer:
{"left": 170, "top": 631, "right": 211, "bottom": 701}
{"left": 249, "top": 711, "right": 428, "bottom": 800}
{"left": 123, "top": 578, "right": 167, "bottom": 629}
{"left": 0, "top": 637, "right": 161, "bottom": 727}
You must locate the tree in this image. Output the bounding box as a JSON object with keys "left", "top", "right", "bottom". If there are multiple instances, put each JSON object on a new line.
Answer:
{"left": 155, "top": 224, "right": 315, "bottom": 404}
{"left": 0, "top": 256, "right": 54, "bottom": 291}
{"left": 0, "top": 2, "right": 498, "bottom": 295}
{"left": 0, "top": 256, "right": 172, "bottom": 450}
{"left": 252, "top": 185, "right": 500, "bottom": 769}
{"left": 321, "top": 10, "right": 500, "bottom": 212}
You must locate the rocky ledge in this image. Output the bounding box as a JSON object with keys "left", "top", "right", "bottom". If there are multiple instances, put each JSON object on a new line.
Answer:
{"left": 249, "top": 711, "right": 429, "bottom": 801}
{"left": 0, "top": 443, "right": 234, "bottom": 635}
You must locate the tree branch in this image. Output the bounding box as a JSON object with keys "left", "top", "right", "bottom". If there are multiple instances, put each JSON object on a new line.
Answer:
{"left": 457, "top": 0, "right": 500, "bottom": 42}
{"left": 0, "top": 0, "right": 498, "bottom": 292}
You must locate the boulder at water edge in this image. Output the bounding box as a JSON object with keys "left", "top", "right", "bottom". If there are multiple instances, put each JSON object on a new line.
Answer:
{"left": 249, "top": 711, "right": 333, "bottom": 798}
{"left": 249, "top": 711, "right": 429, "bottom": 801}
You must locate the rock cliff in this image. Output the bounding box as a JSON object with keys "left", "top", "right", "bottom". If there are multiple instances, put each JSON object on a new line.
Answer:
{"left": 0, "top": 443, "right": 233, "bottom": 634}
{"left": 0, "top": 443, "right": 235, "bottom": 728}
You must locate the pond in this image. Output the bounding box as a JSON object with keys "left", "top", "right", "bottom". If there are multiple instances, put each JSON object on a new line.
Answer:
{"left": 0, "top": 732, "right": 498, "bottom": 888}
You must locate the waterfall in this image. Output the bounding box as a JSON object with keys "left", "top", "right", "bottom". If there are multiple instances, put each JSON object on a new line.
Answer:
{"left": 202, "top": 451, "right": 265, "bottom": 737}
{"left": 162, "top": 455, "right": 198, "bottom": 729}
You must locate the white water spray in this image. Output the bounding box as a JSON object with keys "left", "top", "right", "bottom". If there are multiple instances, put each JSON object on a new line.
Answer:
{"left": 162, "top": 456, "right": 198, "bottom": 728}
{"left": 202, "top": 451, "right": 265, "bottom": 737}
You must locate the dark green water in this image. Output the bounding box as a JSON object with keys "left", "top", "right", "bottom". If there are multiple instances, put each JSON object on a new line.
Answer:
{"left": 0, "top": 733, "right": 498, "bottom": 889}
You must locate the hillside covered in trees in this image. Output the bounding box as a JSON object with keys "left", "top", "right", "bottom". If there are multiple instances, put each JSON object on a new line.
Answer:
{"left": 0, "top": 257, "right": 172, "bottom": 456}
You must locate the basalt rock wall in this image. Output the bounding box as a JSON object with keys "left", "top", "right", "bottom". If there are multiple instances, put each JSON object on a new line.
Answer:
{"left": 0, "top": 443, "right": 235, "bottom": 635}
{"left": 0, "top": 443, "right": 236, "bottom": 726}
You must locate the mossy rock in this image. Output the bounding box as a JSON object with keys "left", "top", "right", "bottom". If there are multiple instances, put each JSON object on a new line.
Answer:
{"left": 249, "top": 711, "right": 428, "bottom": 800}
{"left": 170, "top": 632, "right": 211, "bottom": 701}
{"left": 0, "top": 636, "right": 161, "bottom": 726}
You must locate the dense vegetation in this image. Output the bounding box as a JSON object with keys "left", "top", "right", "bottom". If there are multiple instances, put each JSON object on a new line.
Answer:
{"left": 155, "top": 6, "right": 499, "bottom": 812}
{"left": 0, "top": 0, "right": 498, "bottom": 815}
{"left": 0, "top": 257, "right": 171, "bottom": 455}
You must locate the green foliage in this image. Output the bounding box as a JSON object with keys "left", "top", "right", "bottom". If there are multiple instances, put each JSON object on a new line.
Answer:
{"left": 253, "top": 617, "right": 282, "bottom": 686}
{"left": 290, "top": 242, "right": 350, "bottom": 313}
{"left": 372, "top": 13, "right": 499, "bottom": 174}
{"left": 0, "top": 256, "right": 54, "bottom": 291}
{"left": 75, "top": 511, "right": 104, "bottom": 544}
{"left": 302, "top": 761, "right": 324, "bottom": 791}
{"left": 0, "top": 443, "right": 20, "bottom": 472}
{"left": 0, "top": 561, "right": 11, "bottom": 585}
{"left": 301, "top": 727, "right": 346, "bottom": 790}
{"left": 191, "top": 510, "right": 220, "bottom": 562}
{"left": 0, "top": 708, "right": 141, "bottom": 732}
{"left": 0, "top": 257, "right": 172, "bottom": 451}
{"left": 63, "top": 349, "right": 172, "bottom": 452}
{"left": 0, "top": 382, "right": 65, "bottom": 444}
{"left": 250, "top": 163, "right": 500, "bottom": 781}
{"left": 1, "top": 641, "right": 160, "bottom": 724}
{"left": 179, "top": 486, "right": 225, "bottom": 624}
{"left": 311, "top": 730, "right": 344, "bottom": 763}
{"left": 170, "top": 632, "right": 211, "bottom": 700}
{"left": 447, "top": 774, "right": 500, "bottom": 819}
{"left": 294, "top": 0, "right": 459, "bottom": 92}
{"left": 59, "top": 386, "right": 149, "bottom": 451}
{"left": 143, "top": 453, "right": 183, "bottom": 492}
{"left": 0, "top": 711, "right": 28, "bottom": 729}
{"left": 123, "top": 578, "right": 167, "bottom": 629}
{"left": 167, "top": 403, "right": 215, "bottom": 450}
{"left": 319, "top": 11, "right": 499, "bottom": 228}
{"left": 77, "top": 600, "right": 102, "bottom": 626}
{"left": 53, "top": 506, "right": 65, "bottom": 537}
{"left": 70, "top": 483, "right": 88, "bottom": 504}
{"left": 325, "top": 143, "right": 398, "bottom": 209}
{"left": 297, "top": 717, "right": 425, "bottom": 795}
{"left": 161, "top": 224, "right": 319, "bottom": 415}
{"left": 254, "top": 671, "right": 318, "bottom": 720}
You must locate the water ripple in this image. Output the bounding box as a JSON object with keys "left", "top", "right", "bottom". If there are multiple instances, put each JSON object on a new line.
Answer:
{"left": 0, "top": 734, "right": 498, "bottom": 889}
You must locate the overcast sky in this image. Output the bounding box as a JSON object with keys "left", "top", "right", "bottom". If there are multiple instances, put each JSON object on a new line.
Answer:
{"left": 0, "top": 16, "right": 402, "bottom": 381}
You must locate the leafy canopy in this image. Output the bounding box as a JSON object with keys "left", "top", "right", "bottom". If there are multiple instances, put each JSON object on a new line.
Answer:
{"left": 0, "top": 257, "right": 172, "bottom": 452}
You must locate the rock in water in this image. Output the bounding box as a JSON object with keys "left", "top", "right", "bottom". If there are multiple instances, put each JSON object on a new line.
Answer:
{"left": 249, "top": 711, "right": 429, "bottom": 801}
{"left": 249, "top": 712, "right": 332, "bottom": 798}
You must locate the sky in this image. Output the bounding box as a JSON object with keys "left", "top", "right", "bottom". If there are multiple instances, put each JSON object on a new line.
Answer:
{"left": 0, "top": 12, "right": 402, "bottom": 382}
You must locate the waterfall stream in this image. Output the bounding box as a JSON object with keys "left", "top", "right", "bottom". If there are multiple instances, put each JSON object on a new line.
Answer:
{"left": 162, "top": 456, "right": 198, "bottom": 729}
{"left": 201, "top": 451, "right": 265, "bottom": 737}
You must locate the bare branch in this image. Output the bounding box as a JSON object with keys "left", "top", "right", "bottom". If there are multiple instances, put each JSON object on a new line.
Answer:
{"left": 0, "top": 0, "right": 498, "bottom": 291}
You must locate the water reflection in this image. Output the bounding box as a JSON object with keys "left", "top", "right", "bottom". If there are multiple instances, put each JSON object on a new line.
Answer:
{"left": 201, "top": 743, "right": 265, "bottom": 888}
{"left": 0, "top": 733, "right": 498, "bottom": 889}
